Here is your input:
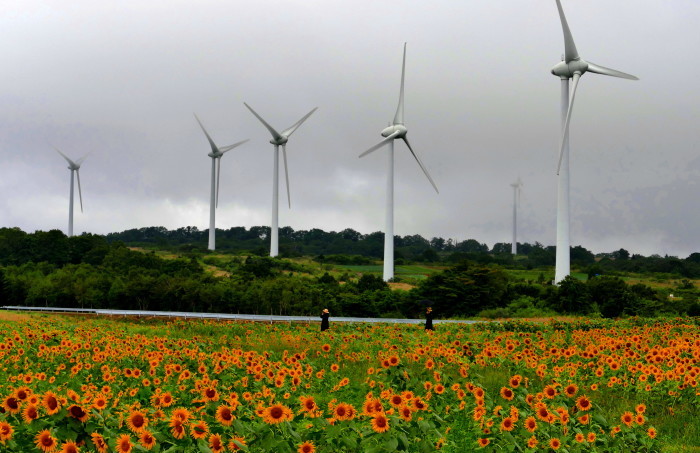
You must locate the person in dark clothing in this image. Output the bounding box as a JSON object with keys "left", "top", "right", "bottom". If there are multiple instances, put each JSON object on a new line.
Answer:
{"left": 425, "top": 307, "right": 434, "bottom": 331}
{"left": 320, "top": 308, "right": 330, "bottom": 331}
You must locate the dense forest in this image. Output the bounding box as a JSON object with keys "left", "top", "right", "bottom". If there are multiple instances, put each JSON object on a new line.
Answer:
{"left": 1, "top": 226, "right": 699, "bottom": 319}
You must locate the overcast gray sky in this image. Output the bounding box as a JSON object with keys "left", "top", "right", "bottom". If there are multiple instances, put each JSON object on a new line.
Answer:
{"left": 1, "top": 0, "right": 698, "bottom": 257}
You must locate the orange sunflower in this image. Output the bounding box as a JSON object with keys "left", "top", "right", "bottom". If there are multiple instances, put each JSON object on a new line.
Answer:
{"left": 42, "top": 392, "right": 61, "bottom": 415}
{"left": 215, "top": 405, "right": 235, "bottom": 426}
{"left": 228, "top": 436, "right": 247, "bottom": 451}
{"left": 0, "top": 421, "right": 14, "bottom": 442}
{"left": 371, "top": 413, "right": 390, "bottom": 433}
{"left": 139, "top": 431, "right": 156, "bottom": 450}
{"left": 126, "top": 410, "right": 149, "bottom": 433}
{"left": 35, "top": 430, "right": 58, "bottom": 453}
{"left": 116, "top": 434, "right": 133, "bottom": 453}
{"left": 22, "top": 404, "right": 40, "bottom": 423}
{"left": 209, "top": 434, "right": 225, "bottom": 453}
{"left": 91, "top": 433, "right": 108, "bottom": 453}
{"left": 190, "top": 420, "right": 209, "bottom": 439}
{"left": 60, "top": 441, "right": 79, "bottom": 453}
{"left": 298, "top": 441, "right": 316, "bottom": 453}
{"left": 263, "top": 403, "right": 293, "bottom": 424}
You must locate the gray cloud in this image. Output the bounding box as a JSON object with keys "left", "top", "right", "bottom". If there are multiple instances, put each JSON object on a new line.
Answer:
{"left": 1, "top": 0, "right": 699, "bottom": 257}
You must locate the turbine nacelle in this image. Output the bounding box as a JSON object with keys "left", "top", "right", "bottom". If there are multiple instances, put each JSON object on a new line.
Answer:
{"left": 270, "top": 137, "right": 289, "bottom": 146}
{"left": 381, "top": 124, "right": 407, "bottom": 138}
{"left": 551, "top": 59, "right": 588, "bottom": 78}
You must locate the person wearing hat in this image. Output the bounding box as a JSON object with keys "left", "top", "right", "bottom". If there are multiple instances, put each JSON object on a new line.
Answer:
{"left": 320, "top": 308, "right": 330, "bottom": 331}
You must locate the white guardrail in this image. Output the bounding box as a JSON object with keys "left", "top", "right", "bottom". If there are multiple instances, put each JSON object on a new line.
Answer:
{"left": 1, "top": 306, "right": 479, "bottom": 325}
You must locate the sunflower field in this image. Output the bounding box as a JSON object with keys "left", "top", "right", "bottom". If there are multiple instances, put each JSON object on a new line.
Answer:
{"left": 0, "top": 311, "right": 698, "bottom": 452}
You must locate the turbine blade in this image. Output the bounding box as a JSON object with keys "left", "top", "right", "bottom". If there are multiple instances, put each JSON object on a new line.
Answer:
{"left": 75, "top": 152, "right": 90, "bottom": 167}
{"left": 219, "top": 139, "right": 250, "bottom": 154}
{"left": 194, "top": 114, "right": 219, "bottom": 153}
{"left": 54, "top": 147, "right": 77, "bottom": 168}
{"left": 281, "top": 107, "right": 318, "bottom": 138}
{"left": 216, "top": 157, "right": 221, "bottom": 209}
{"left": 402, "top": 137, "right": 439, "bottom": 194}
{"left": 76, "top": 169, "right": 84, "bottom": 213}
{"left": 393, "top": 42, "right": 407, "bottom": 125}
{"left": 282, "top": 145, "right": 291, "bottom": 209}
{"left": 243, "top": 103, "right": 283, "bottom": 141}
{"left": 359, "top": 131, "right": 400, "bottom": 158}
{"left": 555, "top": 0, "right": 579, "bottom": 62}
{"left": 586, "top": 61, "right": 639, "bottom": 80}
{"left": 557, "top": 72, "right": 581, "bottom": 175}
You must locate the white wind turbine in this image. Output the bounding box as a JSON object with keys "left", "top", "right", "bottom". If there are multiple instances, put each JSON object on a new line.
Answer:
{"left": 551, "top": 0, "right": 638, "bottom": 283}
{"left": 55, "top": 147, "right": 88, "bottom": 237}
{"left": 243, "top": 102, "right": 317, "bottom": 257}
{"left": 359, "top": 43, "right": 439, "bottom": 282}
{"left": 194, "top": 114, "right": 249, "bottom": 251}
{"left": 510, "top": 178, "right": 523, "bottom": 255}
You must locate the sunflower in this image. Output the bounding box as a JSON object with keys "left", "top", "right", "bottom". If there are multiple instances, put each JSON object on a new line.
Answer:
{"left": 575, "top": 433, "right": 585, "bottom": 443}
{"left": 67, "top": 405, "right": 89, "bottom": 423}
{"left": 647, "top": 427, "right": 657, "bottom": 439}
{"left": 202, "top": 387, "right": 219, "bottom": 402}
{"left": 215, "top": 405, "right": 235, "bottom": 426}
{"left": 524, "top": 416, "right": 537, "bottom": 433}
{"left": 126, "top": 410, "right": 148, "bottom": 433}
{"left": 636, "top": 403, "right": 647, "bottom": 414}
{"left": 209, "top": 434, "right": 225, "bottom": 453}
{"left": 228, "top": 436, "right": 247, "bottom": 451}
{"left": 35, "top": 430, "right": 58, "bottom": 453}
{"left": 2, "top": 396, "right": 20, "bottom": 414}
{"left": 22, "top": 404, "right": 40, "bottom": 423}
{"left": 549, "top": 438, "right": 561, "bottom": 450}
{"left": 499, "top": 387, "right": 514, "bottom": 401}
{"left": 371, "top": 413, "right": 390, "bottom": 433}
{"left": 334, "top": 403, "right": 356, "bottom": 421}
{"left": 399, "top": 405, "right": 413, "bottom": 422}
{"left": 263, "top": 404, "right": 293, "bottom": 424}
{"left": 564, "top": 383, "right": 578, "bottom": 398}
{"left": 527, "top": 436, "right": 538, "bottom": 448}
{"left": 0, "top": 421, "right": 14, "bottom": 442}
{"left": 161, "top": 392, "right": 174, "bottom": 407}
{"left": 620, "top": 411, "right": 634, "bottom": 427}
{"left": 575, "top": 395, "right": 592, "bottom": 412}
{"left": 389, "top": 394, "right": 404, "bottom": 408}
{"left": 42, "top": 391, "right": 61, "bottom": 415}
{"left": 60, "top": 441, "right": 79, "bottom": 453}
{"left": 300, "top": 396, "right": 318, "bottom": 413}
{"left": 171, "top": 407, "right": 192, "bottom": 423}
{"left": 92, "top": 394, "right": 108, "bottom": 411}
{"left": 298, "top": 441, "right": 316, "bottom": 453}
{"left": 500, "top": 417, "right": 515, "bottom": 432}
{"left": 587, "top": 432, "right": 596, "bottom": 443}
{"left": 170, "top": 419, "right": 186, "bottom": 439}
{"left": 509, "top": 375, "right": 522, "bottom": 388}
{"left": 139, "top": 431, "right": 156, "bottom": 450}
{"left": 116, "top": 434, "right": 133, "bottom": 453}
{"left": 91, "top": 433, "right": 108, "bottom": 453}
{"left": 190, "top": 420, "right": 209, "bottom": 439}
{"left": 477, "top": 438, "right": 490, "bottom": 447}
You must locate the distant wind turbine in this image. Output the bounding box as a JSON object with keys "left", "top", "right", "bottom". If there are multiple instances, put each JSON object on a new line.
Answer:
{"left": 244, "top": 102, "right": 317, "bottom": 257}
{"left": 551, "top": 0, "right": 638, "bottom": 283}
{"left": 194, "top": 114, "right": 249, "bottom": 251}
{"left": 359, "top": 43, "right": 439, "bottom": 282}
{"left": 54, "top": 147, "right": 88, "bottom": 237}
{"left": 510, "top": 178, "right": 523, "bottom": 255}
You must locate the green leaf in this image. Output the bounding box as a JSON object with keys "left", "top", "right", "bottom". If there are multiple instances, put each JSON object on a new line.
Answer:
{"left": 196, "top": 438, "right": 214, "bottom": 453}
{"left": 385, "top": 436, "right": 399, "bottom": 451}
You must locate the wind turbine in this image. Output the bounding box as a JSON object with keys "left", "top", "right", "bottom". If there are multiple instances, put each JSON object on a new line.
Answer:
{"left": 551, "top": 0, "right": 637, "bottom": 283}
{"left": 359, "top": 43, "right": 439, "bottom": 282}
{"left": 510, "top": 178, "right": 523, "bottom": 255}
{"left": 55, "top": 147, "right": 88, "bottom": 237}
{"left": 243, "top": 102, "right": 317, "bottom": 257}
{"left": 194, "top": 114, "right": 249, "bottom": 251}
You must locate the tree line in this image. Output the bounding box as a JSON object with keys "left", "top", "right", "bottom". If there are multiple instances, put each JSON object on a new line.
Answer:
{"left": 1, "top": 227, "right": 699, "bottom": 319}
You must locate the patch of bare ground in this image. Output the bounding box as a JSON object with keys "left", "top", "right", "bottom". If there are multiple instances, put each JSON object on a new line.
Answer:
{"left": 388, "top": 282, "right": 415, "bottom": 291}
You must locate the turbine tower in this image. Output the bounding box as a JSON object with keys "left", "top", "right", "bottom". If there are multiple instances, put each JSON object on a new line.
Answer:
{"left": 55, "top": 148, "right": 87, "bottom": 237}
{"left": 510, "top": 178, "right": 523, "bottom": 255}
{"left": 359, "top": 43, "right": 439, "bottom": 282}
{"left": 194, "top": 114, "right": 249, "bottom": 251}
{"left": 244, "top": 103, "right": 317, "bottom": 257}
{"left": 551, "top": 0, "right": 637, "bottom": 283}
